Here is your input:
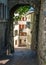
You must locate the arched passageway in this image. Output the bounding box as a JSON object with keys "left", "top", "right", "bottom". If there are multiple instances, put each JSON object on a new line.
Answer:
{"left": 7, "top": 3, "right": 41, "bottom": 54}
{"left": 0, "top": 0, "right": 46, "bottom": 65}
{"left": 3, "top": 4, "right": 40, "bottom": 65}
{"left": 0, "top": 3, "right": 40, "bottom": 65}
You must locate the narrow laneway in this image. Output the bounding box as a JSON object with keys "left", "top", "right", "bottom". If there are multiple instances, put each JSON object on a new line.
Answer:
{"left": 0, "top": 47, "right": 39, "bottom": 65}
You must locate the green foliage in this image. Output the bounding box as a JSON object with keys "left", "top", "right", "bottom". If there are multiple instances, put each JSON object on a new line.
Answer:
{"left": 13, "top": 16, "right": 21, "bottom": 21}
{"left": 13, "top": 6, "right": 30, "bottom": 21}
{"left": 15, "top": 6, "right": 30, "bottom": 15}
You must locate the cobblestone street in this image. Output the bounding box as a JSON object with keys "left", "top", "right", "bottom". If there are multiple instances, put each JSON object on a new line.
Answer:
{"left": 0, "top": 48, "right": 39, "bottom": 65}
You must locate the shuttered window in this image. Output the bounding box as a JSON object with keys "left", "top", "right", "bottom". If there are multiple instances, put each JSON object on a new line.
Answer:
{"left": 0, "top": 9, "right": 1, "bottom": 18}
{"left": 0, "top": 3, "right": 8, "bottom": 19}
{"left": 0, "top": 3, "right": 4, "bottom": 19}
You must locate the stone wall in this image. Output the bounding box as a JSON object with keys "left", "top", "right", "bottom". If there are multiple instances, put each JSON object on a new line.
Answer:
{"left": 0, "top": 20, "right": 7, "bottom": 55}
{"left": 0, "top": 0, "right": 9, "bottom": 55}
{"left": 38, "top": 0, "right": 46, "bottom": 65}
{"left": 31, "top": 13, "right": 37, "bottom": 51}
{"left": 8, "top": 0, "right": 40, "bottom": 10}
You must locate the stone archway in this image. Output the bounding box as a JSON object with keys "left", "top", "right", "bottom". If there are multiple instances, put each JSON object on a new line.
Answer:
{"left": 0, "top": 0, "right": 46, "bottom": 65}
{"left": 5, "top": 0, "right": 46, "bottom": 65}
{"left": 7, "top": 0, "right": 41, "bottom": 53}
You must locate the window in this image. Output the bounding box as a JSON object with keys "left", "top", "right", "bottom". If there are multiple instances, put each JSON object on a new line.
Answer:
{"left": 24, "top": 39, "right": 26, "bottom": 42}
{"left": 0, "top": 3, "right": 4, "bottom": 19}
{"left": 15, "top": 30, "right": 18, "bottom": 36}
{"left": 4, "top": 5, "right": 6, "bottom": 19}
{"left": 3, "top": 4, "right": 4, "bottom": 18}
{"left": 19, "top": 24, "right": 24, "bottom": 29}
{"left": 0, "top": 4, "right": 1, "bottom": 18}
{"left": 26, "top": 22, "right": 30, "bottom": 28}
{"left": 15, "top": 40, "right": 17, "bottom": 45}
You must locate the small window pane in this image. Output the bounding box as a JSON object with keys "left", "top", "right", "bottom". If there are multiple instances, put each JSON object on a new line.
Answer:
{"left": 15, "top": 30, "right": 18, "bottom": 36}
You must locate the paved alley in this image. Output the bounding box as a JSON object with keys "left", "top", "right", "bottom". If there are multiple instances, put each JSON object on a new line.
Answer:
{"left": 0, "top": 47, "right": 39, "bottom": 65}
